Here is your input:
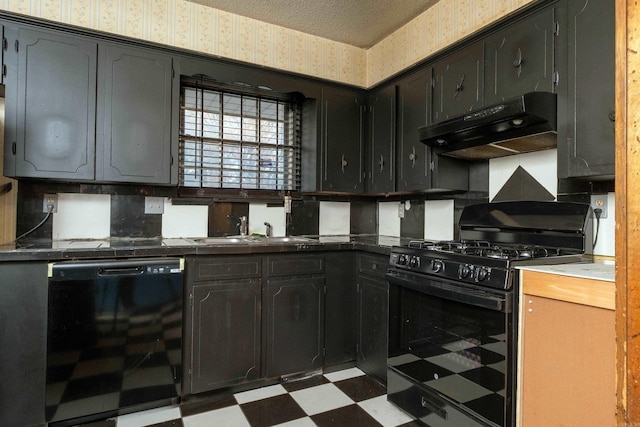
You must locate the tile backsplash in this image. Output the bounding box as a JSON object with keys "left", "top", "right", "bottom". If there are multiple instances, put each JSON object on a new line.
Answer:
{"left": 161, "top": 198, "right": 208, "bottom": 238}
{"left": 15, "top": 147, "right": 615, "bottom": 257}
{"left": 52, "top": 193, "right": 111, "bottom": 240}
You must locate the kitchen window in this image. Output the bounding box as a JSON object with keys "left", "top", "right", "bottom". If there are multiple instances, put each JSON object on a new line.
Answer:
{"left": 179, "top": 78, "right": 301, "bottom": 197}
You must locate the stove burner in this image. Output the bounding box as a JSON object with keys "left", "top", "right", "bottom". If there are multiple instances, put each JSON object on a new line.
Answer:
{"left": 407, "top": 239, "right": 562, "bottom": 260}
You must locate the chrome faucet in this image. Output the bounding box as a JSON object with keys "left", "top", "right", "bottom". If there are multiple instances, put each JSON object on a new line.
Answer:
{"left": 239, "top": 216, "right": 248, "bottom": 236}
{"left": 264, "top": 222, "right": 272, "bottom": 237}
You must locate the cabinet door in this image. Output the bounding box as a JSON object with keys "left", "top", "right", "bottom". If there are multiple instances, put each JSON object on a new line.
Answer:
{"left": 324, "top": 252, "right": 356, "bottom": 366}
{"left": 14, "top": 29, "right": 97, "bottom": 179}
{"left": 321, "top": 86, "right": 365, "bottom": 192}
{"left": 367, "top": 84, "right": 396, "bottom": 193}
{"left": 357, "top": 274, "right": 388, "bottom": 383}
{"left": 558, "top": 0, "right": 615, "bottom": 178}
{"left": 432, "top": 43, "right": 484, "bottom": 122}
{"left": 264, "top": 275, "right": 324, "bottom": 377}
{"left": 484, "top": 7, "right": 557, "bottom": 104}
{"left": 97, "top": 44, "right": 175, "bottom": 184}
{"left": 190, "top": 279, "right": 261, "bottom": 394}
{"left": 521, "top": 295, "right": 615, "bottom": 426}
{"left": 397, "top": 70, "right": 430, "bottom": 191}
{"left": 0, "top": 262, "right": 47, "bottom": 427}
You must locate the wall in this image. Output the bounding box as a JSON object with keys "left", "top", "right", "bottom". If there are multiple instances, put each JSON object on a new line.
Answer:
{"left": 16, "top": 148, "right": 614, "bottom": 257}
{"left": 0, "top": 0, "right": 533, "bottom": 88}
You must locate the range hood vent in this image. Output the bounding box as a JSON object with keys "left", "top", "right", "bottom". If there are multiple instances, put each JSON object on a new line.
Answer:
{"left": 419, "top": 92, "right": 557, "bottom": 160}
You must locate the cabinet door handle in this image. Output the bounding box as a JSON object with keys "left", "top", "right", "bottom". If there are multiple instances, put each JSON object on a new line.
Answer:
{"left": 379, "top": 155, "right": 384, "bottom": 173}
{"left": 453, "top": 74, "right": 465, "bottom": 99}
{"left": 408, "top": 147, "right": 416, "bottom": 167}
{"left": 341, "top": 154, "right": 348, "bottom": 172}
{"left": 513, "top": 48, "right": 523, "bottom": 77}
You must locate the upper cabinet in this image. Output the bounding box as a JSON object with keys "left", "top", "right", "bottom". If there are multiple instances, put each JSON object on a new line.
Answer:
{"left": 484, "top": 7, "right": 557, "bottom": 104}
{"left": 319, "top": 86, "right": 365, "bottom": 193}
{"left": 5, "top": 28, "right": 97, "bottom": 180}
{"left": 432, "top": 42, "right": 484, "bottom": 123}
{"left": 3, "top": 24, "right": 178, "bottom": 185}
{"left": 367, "top": 84, "right": 396, "bottom": 194}
{"left": 396, "top": 70, "right": 431, "bottom": 192}
{"left": 96, "top": 44, "right": 177, "bottom": 184}
{"left": 557, "top": 0, "right": 615, "bottom": 179}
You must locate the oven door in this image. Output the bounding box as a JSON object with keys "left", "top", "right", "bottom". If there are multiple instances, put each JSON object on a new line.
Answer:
{"left": 386, "top": 269, "right": 515, "bottom": 427}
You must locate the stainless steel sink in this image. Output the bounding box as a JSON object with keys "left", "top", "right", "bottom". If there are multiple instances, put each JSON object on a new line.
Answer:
{"left": 189, "top": 236, "right": 255, "bottom": 245}
{"left": 257, "top": 236, "right": 315, "bottom": 243}
{"left": 188, "top": 235, "right": 315, "bottom": 245}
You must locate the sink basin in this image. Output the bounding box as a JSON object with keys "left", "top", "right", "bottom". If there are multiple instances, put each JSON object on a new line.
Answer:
{"left": 258, "top": 236, "right": 315, "bottom": 243}
{"left": 189, "top": 236, "right": 254, "bottom": 245}
{"left": 188, "top": 236, "right": 315, "bottom": 245}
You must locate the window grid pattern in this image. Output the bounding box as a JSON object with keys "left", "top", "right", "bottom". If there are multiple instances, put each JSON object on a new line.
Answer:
{"left": 179, "top": 84, "right": 301, "bottom": 192}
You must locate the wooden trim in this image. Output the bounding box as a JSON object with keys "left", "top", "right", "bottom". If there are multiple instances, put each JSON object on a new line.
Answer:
{"left": 614, "top": 0, "right": 640, "bottom": 420}
{"left": 521, "top": 270, "right": 615, "bottom": 310}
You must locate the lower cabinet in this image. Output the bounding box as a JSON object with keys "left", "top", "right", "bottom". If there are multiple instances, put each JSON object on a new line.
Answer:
{"left": 519, "top": 271, "right": 615, "bottom": 426}
{"left": 184, "top": 251, "right": 388, "bottom": 394}
{"left": 185, "top": 253, "right": 327, "bottom": 394}
{"left": 356, "top": 253, "right": 389, "bottom": 383}
{"left": 185, "top": 256, "right": 262, "bottom": 394}
{"left": 263, "top": 254, "right": 325, "bottom": 378}
{"left": 324, "top": 252, "right": 357, "bottom": 367}
{"left": 0, "top": 262, "right": 48, "bottom": 427}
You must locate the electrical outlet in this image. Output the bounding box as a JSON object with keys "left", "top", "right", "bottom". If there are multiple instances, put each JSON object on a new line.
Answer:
{"left": 43, "top": 194, "right": 58, "bottom": 213}
{"left": 145, "top": 197, "right": 164, "bottom": 214}
{"left": 590, "top": 194, "right": 608, "bottom": 219}
{"left": 398, "top": 203, "right": 405, "bottom": 219}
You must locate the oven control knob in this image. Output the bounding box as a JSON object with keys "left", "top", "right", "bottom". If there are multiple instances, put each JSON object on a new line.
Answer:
{"left": 459, "top": 264, "right": 472, "bottom": 279}
{"left": 409, "top": 256, "right": 420, "bottom": 268}
{"left": 431, "top": 260, "right": 444, "bottom": 273}
{"left": 476, "top": 267, "right": 490, "bottom": 281}
{"left": 398, "top": 254, "right": 409, "bottom": 266}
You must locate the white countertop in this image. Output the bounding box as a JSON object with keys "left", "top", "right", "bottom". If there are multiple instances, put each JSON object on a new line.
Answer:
{"left": 518, "top": 259, "right": 615, "bottom": 283}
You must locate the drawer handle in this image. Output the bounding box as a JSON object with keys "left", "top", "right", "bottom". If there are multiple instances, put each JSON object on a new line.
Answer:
{"left": 372, "top": 263, "right": 378, "bottom": 271}
{"left": 421, "top": 395, "right": 447, "bottom": 420}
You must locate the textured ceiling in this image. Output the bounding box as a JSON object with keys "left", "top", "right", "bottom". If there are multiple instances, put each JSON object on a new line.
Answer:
{"left": 186, "top": 0, "right": 441, "bottom": 48}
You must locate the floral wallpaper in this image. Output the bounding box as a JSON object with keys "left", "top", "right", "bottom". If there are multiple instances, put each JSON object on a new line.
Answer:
{"left": 0, "top": 0, "right": 533, "bottom": 88}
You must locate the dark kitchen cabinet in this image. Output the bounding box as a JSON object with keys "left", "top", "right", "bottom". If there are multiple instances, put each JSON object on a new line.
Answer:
{"left": 367, "top": 84, "right": 396, "bottom": 194}
{"left": 96, "top": 44, "right": 177, "bottom": 184}
{"left": 4, "top": 27, "right": 97, "bottom": 180}
{"left": 558, "top": 0, "right": 615, "bottom": 179}
{"left": 432, "top": 42, "right": 484, "bottom": 122}
{"left": 320, "top": 86, "right": 365, "bottom": 193}
{"left": 185, "top": 256, "right": 262, "bottom": 394}
{"left": 484, "top": 7, "right": 558, "bottom": 104}
{"left": 396, "top": 68, "right": 469, "bottom": 193}
{"left": 263, "top": 254, "right": 324, "bottom": 378}
{"left": 3, "top": 23, "right": 177, "bottom": 184}
{"left": 0, "top": 262, "right": 47, "bottom": 427}
{"left": 356, "top": 253, "right": 389, "bottom": 383}
{"left": 324, "top": 252, "right": 356, "bottom": 367}
{"left": 396, "top": 70, "right": 431, "bottom": 191}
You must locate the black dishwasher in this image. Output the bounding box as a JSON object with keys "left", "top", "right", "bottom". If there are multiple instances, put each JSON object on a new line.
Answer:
{"left": 46, "top": 258, "right": 184, "bottom": 426}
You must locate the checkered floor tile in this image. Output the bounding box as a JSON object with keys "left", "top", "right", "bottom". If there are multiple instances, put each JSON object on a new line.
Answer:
{"left": 80, "top": 368, "right": 423, "bottom": 427}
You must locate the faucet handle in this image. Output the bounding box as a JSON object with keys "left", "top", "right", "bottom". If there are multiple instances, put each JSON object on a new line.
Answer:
{"left": 239, "top": 216, "right": 248, "bottom": 236}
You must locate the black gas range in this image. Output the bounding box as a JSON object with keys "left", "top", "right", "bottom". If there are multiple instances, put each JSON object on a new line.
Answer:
{"left": 386, "top": 201, "right": 592, "bottom": 427}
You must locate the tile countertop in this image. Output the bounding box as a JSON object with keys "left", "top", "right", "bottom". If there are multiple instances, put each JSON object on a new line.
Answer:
{"left": 0, "top": 235, "right": 410, "bottom": 262}
{"left": 518, "top": 258, "right": 616, "bottom": 310}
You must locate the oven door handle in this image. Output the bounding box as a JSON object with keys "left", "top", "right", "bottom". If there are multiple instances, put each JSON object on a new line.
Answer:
{"left": 386, "top": 271, "right": 510, "bottom": 313}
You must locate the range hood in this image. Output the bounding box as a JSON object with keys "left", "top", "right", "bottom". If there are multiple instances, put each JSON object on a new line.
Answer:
{"left": 419, "top": 92, "right": 557, "bottom": 160}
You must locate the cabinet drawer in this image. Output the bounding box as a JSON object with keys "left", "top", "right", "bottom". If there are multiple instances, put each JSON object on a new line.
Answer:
{"left": 264, "top": 255, "right": 324, "bottom": 277}
{"left": 190, "top": 256, "right": 261, "bottom": 281}
{"left": 357, "top": 254, "right": 388, "bottom": 278}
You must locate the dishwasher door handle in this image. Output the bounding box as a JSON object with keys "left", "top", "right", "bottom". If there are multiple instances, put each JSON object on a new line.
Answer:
{"left": 98, "top": 266, "right": 144, "bottom": 276}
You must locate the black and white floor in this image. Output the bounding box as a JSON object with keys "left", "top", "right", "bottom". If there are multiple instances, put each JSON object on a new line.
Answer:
{"left": 84, "top": 368, "right": 421, "bottom": 427}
